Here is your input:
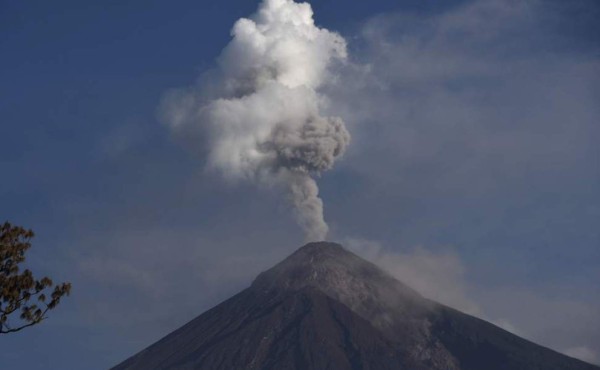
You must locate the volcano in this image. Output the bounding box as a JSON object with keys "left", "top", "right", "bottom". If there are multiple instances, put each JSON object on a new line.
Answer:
{"left": 112, "top": 242, "right": 598, "bottom": 370}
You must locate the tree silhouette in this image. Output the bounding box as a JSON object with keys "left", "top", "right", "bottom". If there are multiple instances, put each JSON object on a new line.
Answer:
{"left": 0, "top": 222, "right": 71, "bottom": 334}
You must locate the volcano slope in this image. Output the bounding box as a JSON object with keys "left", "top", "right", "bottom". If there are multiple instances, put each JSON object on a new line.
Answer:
{"left": 112, "top": 242, "right": 599, "bottom": 370}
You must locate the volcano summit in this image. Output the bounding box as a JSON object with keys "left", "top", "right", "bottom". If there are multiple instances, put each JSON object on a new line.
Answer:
{"left": 112, "top": 242, "right": 599, "bottom": 370}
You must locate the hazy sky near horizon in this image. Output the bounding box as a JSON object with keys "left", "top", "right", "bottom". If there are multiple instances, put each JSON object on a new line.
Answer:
{"left": 1, "top": 0, "right": 599, "bottom": 368}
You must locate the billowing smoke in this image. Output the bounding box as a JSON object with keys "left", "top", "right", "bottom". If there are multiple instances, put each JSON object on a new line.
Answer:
{"left": 163, "top": 0, "right": 350, "bottom": 241}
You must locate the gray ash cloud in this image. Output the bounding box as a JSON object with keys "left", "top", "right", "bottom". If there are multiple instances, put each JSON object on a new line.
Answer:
{"left": 163, "top": 0, "right": 350, "bottom": 240}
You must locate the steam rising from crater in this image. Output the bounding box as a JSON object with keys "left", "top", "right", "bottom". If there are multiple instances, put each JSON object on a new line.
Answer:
{"left": 163, "top": 0, "right": 349, "bottom": 241}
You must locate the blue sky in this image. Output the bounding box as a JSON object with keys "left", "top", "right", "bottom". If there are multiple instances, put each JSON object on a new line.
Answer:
{"left": 1, "top": 0, "right": 599, "bottom": 368}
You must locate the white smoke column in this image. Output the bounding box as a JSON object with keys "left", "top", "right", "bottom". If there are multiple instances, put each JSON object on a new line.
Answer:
{"left": 164, "top": 0, "right": 350, "bottom": 241}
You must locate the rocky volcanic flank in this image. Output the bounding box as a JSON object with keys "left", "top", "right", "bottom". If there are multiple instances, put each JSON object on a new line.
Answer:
{"left": 112, "top": 242, "right": 599, "bottom": 370}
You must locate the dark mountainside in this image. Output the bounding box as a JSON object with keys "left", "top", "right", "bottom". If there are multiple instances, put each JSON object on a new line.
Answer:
{"left": 112, "top": 242, "right": 599, "bottom": 370}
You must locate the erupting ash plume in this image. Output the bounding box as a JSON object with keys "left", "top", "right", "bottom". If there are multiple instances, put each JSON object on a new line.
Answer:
{"left": 164, "top": 0, "right": 350, "bottom": 241}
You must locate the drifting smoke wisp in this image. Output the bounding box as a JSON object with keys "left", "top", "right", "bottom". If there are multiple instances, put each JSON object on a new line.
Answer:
{"left": 164, "top": 0, "right": 350, "bottom": 241}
